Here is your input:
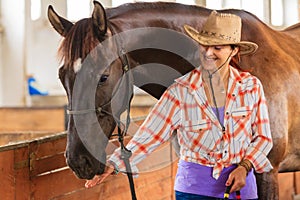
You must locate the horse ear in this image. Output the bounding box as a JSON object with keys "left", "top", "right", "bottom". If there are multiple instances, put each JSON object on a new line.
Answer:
{"left": 47, "top": 5, "right": 73, "bottom": 37}
{"left": 92, "top": 1, "right": 107, "bottom": 35}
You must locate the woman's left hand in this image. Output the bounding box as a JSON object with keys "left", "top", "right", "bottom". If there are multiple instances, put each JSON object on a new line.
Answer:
{"left": 225, "top": 165, "right": 247, "bottom": 193}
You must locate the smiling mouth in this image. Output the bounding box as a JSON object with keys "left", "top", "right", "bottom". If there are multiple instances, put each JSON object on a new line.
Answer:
{"left": 205, "top": 56, "right": 217, "bottom": 61}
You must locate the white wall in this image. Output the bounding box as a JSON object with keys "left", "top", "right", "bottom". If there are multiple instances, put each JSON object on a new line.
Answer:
{"left": 0, "top": 0, "right": 112, "bottom": 106}
{"left": 1, "top": 0, "right": 25, "bottom": 106}
{"left": 283, "top": 0, "right": 299, "bottom": 27}
{"left": 0, "top": 0, "right": 298, "bottom": 106}
{"left": 0, "top": 19, "right": 3, "bottom": 105}
{"left": 25, "top": 0, "right": 67, "bottom": 98}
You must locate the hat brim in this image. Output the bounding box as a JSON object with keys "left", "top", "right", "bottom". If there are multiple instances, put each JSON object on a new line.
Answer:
{"left": 184, "top": 25, "right": 258, "bottom": 55}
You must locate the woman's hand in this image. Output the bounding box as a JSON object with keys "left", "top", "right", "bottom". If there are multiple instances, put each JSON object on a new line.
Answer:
{"left": 85, "top": 162, "right": 115, "bottom": 189}
{"left": 225, "top": 165, "right": 247, "bottom": 193}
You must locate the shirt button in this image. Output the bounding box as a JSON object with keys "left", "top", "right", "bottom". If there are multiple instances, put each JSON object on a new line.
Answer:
{"left": 232, "top": 94, "right": 235, "bottom": 97}
{"left": 224, "top": 150, "right": 228, "bottom": 154}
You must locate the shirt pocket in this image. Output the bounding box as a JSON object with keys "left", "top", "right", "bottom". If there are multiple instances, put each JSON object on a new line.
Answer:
{"left": 230, "top": 106, "right": 252, "bottom": 145}
{"left": 181, "top": 119, "right": 214, "bottom": 151}
{"left": 182, "top": 119, "right": 211, "bottom": 132}
{"left": 231, "top": 106, "right": 252, "bottom": 119}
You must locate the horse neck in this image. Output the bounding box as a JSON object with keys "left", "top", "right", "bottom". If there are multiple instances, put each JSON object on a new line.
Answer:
{"left": 105, "top": 4, "right": 209, "bottom": 98}
{"left": 107, "top": 3, "right": 209, "bottom": 31}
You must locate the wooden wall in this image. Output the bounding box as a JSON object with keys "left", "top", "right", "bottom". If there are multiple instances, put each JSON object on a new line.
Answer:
{"left": 0, "top": 107, "right": 66, "bottom": 133}
{"left": 0, "top": 131, "right": 177, "bottom": 200}
{"left": 0, "top": 105, "right": 299, "bottom": 199}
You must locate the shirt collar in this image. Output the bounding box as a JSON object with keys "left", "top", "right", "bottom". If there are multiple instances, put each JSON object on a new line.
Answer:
{"left": 175, "top": 66, "right": 247, "bottom": 92}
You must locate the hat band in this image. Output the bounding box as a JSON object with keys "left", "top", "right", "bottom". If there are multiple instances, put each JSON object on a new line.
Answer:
{"left": 200, "top": 30, "right": 239, "bottom": 43}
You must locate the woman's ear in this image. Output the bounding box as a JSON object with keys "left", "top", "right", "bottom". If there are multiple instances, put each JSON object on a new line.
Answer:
{"left": 231, "top": 46, "right": 240, "bottom": 57}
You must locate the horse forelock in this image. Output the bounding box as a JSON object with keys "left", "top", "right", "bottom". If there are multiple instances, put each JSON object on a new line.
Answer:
{"left": 58, "top": 18, "right": 100, "bottom": 69}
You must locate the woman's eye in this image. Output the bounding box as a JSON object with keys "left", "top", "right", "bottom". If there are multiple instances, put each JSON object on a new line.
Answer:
{"left": 99, "top": 74, "right": 109, "bottom": 84}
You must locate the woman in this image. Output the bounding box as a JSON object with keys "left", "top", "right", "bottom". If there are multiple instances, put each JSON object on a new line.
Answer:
{"left": 86, "top": 10, "right": 273, "bottom": 200}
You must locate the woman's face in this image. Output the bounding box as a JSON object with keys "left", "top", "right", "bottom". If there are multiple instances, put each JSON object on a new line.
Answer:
{"left": 199, "top": 45, "right": 238, "bottom": 72}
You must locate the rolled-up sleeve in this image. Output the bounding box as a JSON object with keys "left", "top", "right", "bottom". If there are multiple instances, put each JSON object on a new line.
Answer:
{"left": 109, "top": 87, "right": 181, "bottom": 174}
{"left": 244, "top": 80, "right": 273, "bottom": 173}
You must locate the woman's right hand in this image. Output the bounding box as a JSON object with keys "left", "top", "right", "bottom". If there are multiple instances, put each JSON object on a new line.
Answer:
{"left": 85, "top": 162, "right": 115, "bottom": 188}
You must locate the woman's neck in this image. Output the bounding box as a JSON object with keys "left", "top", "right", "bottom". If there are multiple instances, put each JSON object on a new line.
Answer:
{"left": 202, "top": 64, "right": 230, "bottom": 87}
{"left": 202, "top": 65, "right": 230, "bottom": 108}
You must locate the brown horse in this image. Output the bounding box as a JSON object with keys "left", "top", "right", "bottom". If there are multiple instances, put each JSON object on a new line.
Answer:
{"left": 48, "top": 1, "right": 300, "bottom": 199}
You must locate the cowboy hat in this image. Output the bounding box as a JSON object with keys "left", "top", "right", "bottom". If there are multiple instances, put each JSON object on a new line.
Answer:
{"left": 184, "top": 10, "right": 258, "bottom": 55}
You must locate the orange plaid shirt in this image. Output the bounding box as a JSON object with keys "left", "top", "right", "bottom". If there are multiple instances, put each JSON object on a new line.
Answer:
{"left": 110, "top": 66, "right": 273, "bottom": 179}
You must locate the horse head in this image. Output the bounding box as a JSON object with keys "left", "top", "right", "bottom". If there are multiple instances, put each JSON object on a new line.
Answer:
{"left": 48, "top": 1, "right": 133, "bottom": 179}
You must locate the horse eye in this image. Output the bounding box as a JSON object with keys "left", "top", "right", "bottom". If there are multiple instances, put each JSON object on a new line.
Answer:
{"left": 99, "top": 74, "right": 109, "bottom": 84}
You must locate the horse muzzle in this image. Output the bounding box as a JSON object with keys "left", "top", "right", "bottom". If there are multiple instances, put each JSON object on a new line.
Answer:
{"left": 66, "top": 151, "right": 106, "bottom": 180}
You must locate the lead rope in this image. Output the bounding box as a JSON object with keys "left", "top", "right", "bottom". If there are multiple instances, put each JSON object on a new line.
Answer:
{"left": 224, "top": 185, "right": 241, "bottom": 200}
{"left": 206, "top": 51, "right": 241, "bottom": 199}
{"left": 208, "top": 71, "right": 224, "bottom": 130}
{"left": 206, "top": 49, "right": 233, "bottom": 129}
{"left": 107, "top": 21, "right": 137, "bottom": 199}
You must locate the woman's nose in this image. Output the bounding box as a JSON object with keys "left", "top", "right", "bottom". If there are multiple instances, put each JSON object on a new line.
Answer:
{"left": 203, "top": 46, "right": 214, "bottom": 55}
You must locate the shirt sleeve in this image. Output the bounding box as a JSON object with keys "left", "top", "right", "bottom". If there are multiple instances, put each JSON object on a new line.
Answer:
{"left": 244, "top": 79, "right": 273, "bottom": 173}
{"left": 109, "top": 87, "right": 181, "bottom": 175}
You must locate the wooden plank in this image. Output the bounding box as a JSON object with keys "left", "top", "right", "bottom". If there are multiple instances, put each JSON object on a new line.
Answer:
{"left": 31, "top": 168, "right": 86, "bottom": 200}
{"left": 135, "top": 165, "right": 174, "bottom": 200}
{"left": 278, "top": 172, "right": 294, "bottom": 200}
{"left": 0, "top": 107, "right": 65, "bottom": 132}
{"left": 29, "top": 135, "right": 67, "bottom": 176}
{"left": 14, "top": 146, "right": 31, "bottom": 200}
{"left": 296, "top": 172, "right": 300, "bottom": 194}
{"left": 50, "top": 152, "right": 176, "bottom": 200}
{"left": 30, "top": 134, "right": 66, "bottom": 158}
{"left": 96, "top": 164, "right": 174, "bottom": 200}
{"left": 51, "top": 186, "right": 105, "bottom": 200}
{"left": 0, "top": 132, "right": 51, "bottom": 146}
{"left": 30, "top": 152, "right": 66, "bottom": 177}
{"left": 0, "top": 150, "right": 15, "bottom": 200}
{"left": 137, "top": 177, "right": 173, "bottom": 200}
{"left": 137, "top": 142, "right": 178, "bottom": 173}
{"left": 31, "top": 137, "right": 67, "bottom": 159}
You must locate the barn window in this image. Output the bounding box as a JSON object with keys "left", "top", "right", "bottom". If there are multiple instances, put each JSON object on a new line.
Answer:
{"left": 241, "top": 0, "right": 264, "bottom": 21}
{"left": 206, "top": 0, "right": 222, "bottom": 9}
{"left": 112, "top": 0, "right": 134, "bottom": 7}
{"left": 31, "top": 0, "right": 41, "bottom": 21}
{"left": 206, "top": 0, "right": 264, "bottom": 24}
{"left": 176, "top": 0, "right": 196, "bottom": 5}
{"left": 270, "top": 0, "right": 283, "bottom": 26}
{"left": 67, "top": 0, "right": 91, "bottom": 21}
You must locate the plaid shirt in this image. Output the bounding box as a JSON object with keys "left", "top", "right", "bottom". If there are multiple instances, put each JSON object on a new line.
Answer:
{"left": 110, "top": 66, "right": 273, "bottom": 179}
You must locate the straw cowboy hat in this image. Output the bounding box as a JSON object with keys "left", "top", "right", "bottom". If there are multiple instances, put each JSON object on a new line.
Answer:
{"left": 184, "top": 10, "right": 258, "bottom": 55}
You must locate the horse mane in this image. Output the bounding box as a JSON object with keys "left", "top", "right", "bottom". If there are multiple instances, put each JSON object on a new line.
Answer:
{"left": 58, "top": 18, "right": 101, "bottom": 69}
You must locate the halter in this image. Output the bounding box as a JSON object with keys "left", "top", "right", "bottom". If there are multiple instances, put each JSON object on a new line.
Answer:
{"left": 107, "top": 23, "right": 137, "bottom": 200}
{"left": 66, "top": 22, "right": 137, "bottom": 200}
